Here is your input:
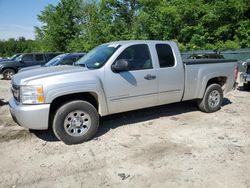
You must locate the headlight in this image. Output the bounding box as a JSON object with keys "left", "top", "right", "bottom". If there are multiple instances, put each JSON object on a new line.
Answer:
{"left": 20, "top": 85, "right": 45, "bottom": 104}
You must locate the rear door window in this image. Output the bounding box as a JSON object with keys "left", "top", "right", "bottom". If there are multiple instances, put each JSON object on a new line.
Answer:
{"left": 156, "top": 44, "right": 175, "bottom": 68}
{"left": 34, "top": 54, "right": 45, "bottom": 62}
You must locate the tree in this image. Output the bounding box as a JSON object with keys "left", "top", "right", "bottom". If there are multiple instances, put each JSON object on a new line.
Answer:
{"left": 0, "top": 38, "right": 37, "bottom": 57}
{"left": 36, "top": 0, "right": 82, "bottom": 51}
{"left": 31, "top": 0, "right": 250, "bottom": 52}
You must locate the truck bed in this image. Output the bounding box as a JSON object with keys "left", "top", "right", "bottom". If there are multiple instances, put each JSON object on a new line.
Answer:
{"left": 182, "top": 59, "right": 237, "bottom": 101}
{"left": 183, "top": 59, "right": 238, "bottom": 65}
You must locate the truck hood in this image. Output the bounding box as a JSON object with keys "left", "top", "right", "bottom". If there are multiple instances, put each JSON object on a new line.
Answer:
{"left": 19, "top": 65, "right": 41, "bottom": 72}
{"left": 12, "top": 65, "right": 88, "bottom": 85}
{"left": 0, "top": 59, "right": 10, "bottom": 63}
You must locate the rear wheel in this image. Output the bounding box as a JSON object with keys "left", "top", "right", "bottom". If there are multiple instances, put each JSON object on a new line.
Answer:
{"left": 52, "top": 100, "right": 99, "bottom": 145}
{"left": 198, "top": 84, "right": 223, "bottom": 113}
{"left": 2, "top": 69, "right": 15, "bottom": 80}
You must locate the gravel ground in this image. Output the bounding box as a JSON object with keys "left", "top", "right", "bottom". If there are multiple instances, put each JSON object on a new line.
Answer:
{"left": 0, "top": 75, "right": 249, "bottom": 188}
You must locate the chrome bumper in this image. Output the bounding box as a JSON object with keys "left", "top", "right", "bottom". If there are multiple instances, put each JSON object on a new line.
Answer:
{"left": 9, "top": 97, "right": 50, "bottom": 130}
{"left": 240, "top": 73, "right": 250, "bottom": 83}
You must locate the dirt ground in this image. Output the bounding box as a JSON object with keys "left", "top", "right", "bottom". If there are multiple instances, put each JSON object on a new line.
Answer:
{"left": 0, "top": 75, "right": 249, "bottom": 188}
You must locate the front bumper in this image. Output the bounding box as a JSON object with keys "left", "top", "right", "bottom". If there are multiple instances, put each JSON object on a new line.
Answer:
{"left": 9, "top": 97, "right": 50, "bottom": 130}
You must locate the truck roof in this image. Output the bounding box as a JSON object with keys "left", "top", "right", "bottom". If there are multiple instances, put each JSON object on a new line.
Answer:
{"left": 105, "top": 40, "right": 174, "bottom": 46}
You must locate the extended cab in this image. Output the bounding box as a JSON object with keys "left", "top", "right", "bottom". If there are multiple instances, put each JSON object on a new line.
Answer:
{"left": 9, "top": 41, "right": 237, "bottom": 144}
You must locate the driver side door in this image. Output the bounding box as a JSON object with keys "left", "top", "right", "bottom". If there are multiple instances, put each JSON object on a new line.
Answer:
{"left": 104, "top": 44, "right": 158, "bottom": 114}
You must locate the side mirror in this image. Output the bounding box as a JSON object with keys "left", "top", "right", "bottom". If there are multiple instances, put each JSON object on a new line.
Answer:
{"left": 111, "top": 59, "right": 129, "bottom": 72}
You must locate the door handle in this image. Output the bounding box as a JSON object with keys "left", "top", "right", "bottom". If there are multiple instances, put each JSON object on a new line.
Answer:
{"left": 144, "top": 74, "right": 156, "bottom": 80}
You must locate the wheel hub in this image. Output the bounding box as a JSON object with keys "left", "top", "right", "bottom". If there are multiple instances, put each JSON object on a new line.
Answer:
{"left": 71, "top": 117, "right": 83, "bottom": 128}
{"left": 63, "top": 110, "right": 91, "bottom": 137}
{"left": 6, "top": 71, "right": 13, "bottom": 79}
{"left": 208, "top": 90, "right": 220, "bottom": 108}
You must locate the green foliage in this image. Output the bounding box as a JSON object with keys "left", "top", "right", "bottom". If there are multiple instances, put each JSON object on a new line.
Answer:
{"left": 36, "top": 0, "right": 82, "bottom": 51}
{"left": 1, "top": 0, "right": 250, "bottom": 56}
{"left": 0, "top": 37, "right": 39, "bottom": 57}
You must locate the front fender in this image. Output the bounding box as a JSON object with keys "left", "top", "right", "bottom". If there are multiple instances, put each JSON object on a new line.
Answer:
{"left": 45, "top": 82, "right": 109, "bottom": 116}
{"left": 0, "top": 65, "right": 18, "bottom": 74}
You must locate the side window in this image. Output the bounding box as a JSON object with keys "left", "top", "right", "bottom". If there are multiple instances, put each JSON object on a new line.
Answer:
{"left": 77, "top": 54, "right": 84, "bottom": 60}
{"left": 116, "top": 44, "right": 152, "bottom": 71}
{"left": 60, "top": 57, "right": 75, "bottom": 65}
{"left": 22, "top": 54, "right": 33, "bottom": 62}
{"left": 46, "top": 53, "right": 61, "bottom": 61}
{"left": 34, "top": 54, "right": 44, "bottom": 61}
{"left": 156, "top": 44, "right": 175, "bottom": 68}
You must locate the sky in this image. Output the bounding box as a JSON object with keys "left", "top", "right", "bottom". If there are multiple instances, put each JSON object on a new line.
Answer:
{"left": 0, "top": 0, "right": 60, "bottom": 40}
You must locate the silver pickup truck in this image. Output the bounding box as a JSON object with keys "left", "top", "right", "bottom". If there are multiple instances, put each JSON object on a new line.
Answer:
{"left": 9, "top": 40, "right": 237, "bottom": 144}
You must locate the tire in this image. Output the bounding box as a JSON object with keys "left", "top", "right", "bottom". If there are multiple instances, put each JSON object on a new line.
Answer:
{"left": 2, "top": 69, "right": 15, "bottom": 80}
{"left": 52, "top": 100, "right": 99, "bottom": 145}
{"left": 243, "top": 83, "right": 250, "bottom": 91}
{"left": 198, "top": 84, "right": 223, "bottom": 113}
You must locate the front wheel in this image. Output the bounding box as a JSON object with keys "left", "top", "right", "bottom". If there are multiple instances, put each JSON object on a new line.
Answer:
{"left": 52, "top": 100, "right": 99, "bottom": 145}
{"left": 2, "top": 69, "right": 15, "bottom": 80}
{"left": 197, "top": 84, "right": 223, "bottom": 113}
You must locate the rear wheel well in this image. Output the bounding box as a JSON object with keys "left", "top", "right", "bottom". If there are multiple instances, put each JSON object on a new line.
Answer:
{"left": 49, "top": 92, "right": 98, "bottom": 129}
{"left": 206, "top": 77, "right": 227, "bottom": 89}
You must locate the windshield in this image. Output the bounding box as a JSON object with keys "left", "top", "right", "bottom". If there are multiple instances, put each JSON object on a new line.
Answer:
{"left": 15, "top": 55, "right": 22, "bottom": 61}
{"left": 13, "top": 54, "right": 21, "bottom": 61}
{"left": 9, "top": 54, "right": 17, "bottom": 60}
{"left": 75, "top": 44, "right": 120, "bottom": 69}
{"left": 45, "top": 54, "right": 67, "bottom": 66}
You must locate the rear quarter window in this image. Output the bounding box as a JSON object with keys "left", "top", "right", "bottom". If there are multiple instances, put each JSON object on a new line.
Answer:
{"left": 156, "top": 44, "right": 175, "bottom": 68}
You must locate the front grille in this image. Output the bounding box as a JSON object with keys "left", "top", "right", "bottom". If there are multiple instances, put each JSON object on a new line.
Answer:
{"left": 11, "top": 84, "right": 20, "bottom": 102}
